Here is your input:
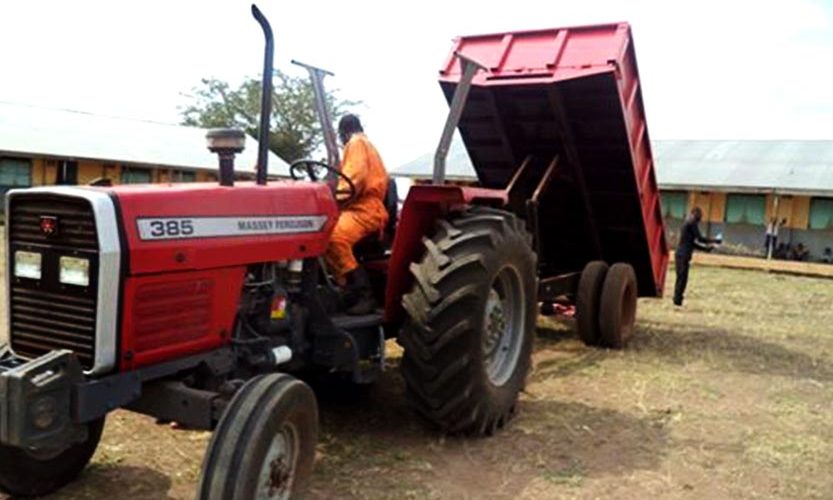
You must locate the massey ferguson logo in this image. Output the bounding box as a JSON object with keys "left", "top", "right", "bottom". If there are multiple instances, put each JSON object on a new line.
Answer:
{"left": 39, "top": 215, "right": 58, "bottom": 236}
{"left": 136, "top": 215, "right": 328, "bottom": 240}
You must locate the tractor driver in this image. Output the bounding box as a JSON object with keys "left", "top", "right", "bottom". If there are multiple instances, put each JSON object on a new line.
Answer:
{"left": 325, "top": 114, "right": 389, "bottom": 315}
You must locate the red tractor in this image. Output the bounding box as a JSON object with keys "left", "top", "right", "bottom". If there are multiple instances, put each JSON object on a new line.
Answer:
{"left": 0, "top": 6, "right": 666, "bottom": 498}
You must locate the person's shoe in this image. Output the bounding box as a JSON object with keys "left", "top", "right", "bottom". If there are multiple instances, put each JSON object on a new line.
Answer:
{"left": 344, "top": 267, "right": 378, "bottom": 315}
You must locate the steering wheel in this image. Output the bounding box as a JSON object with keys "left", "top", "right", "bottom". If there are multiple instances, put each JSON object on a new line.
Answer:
{"left": 289, "top": 159, "right": 357, "bottom": 205}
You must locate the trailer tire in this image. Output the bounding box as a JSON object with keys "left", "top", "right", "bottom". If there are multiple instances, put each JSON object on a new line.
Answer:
{"left": 599, "top": 263, "right": 638, "bottom": 349}
{"left": 575, "top": 261, "right": 609, "bottom": 346}
{"left": 400, "top": 207, "right": 537, "bottom": 435}
{"left": 0, "top": 416, "right": 104, "bottom": 497}
{"left": 197, "top": 373, "right": 318, "bottom": 500}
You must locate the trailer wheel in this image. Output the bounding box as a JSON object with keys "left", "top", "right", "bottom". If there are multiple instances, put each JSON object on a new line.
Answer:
{"left": 197, "top": 373, "right": 318, "bottom": 500}
{"left": 0, "top": 417, "right": 104, "bottom": 497}
{"left": 400, "top": 207, "right": 537, "bottom": 435}
{"left": 599, "top": 263, "right": 638, "bottom": 349}
{"left": 575, "top": 261, "right": 609, "bottom": 346}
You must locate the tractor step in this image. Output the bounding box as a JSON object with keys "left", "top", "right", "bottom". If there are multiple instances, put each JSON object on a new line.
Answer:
{"left": 331, "top": 311, "right": 384, "bottom": 331}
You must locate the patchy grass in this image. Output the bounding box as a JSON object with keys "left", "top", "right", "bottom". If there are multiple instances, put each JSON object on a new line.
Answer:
{"left": 3, "top": 265, "right": 833, "bottom": 499}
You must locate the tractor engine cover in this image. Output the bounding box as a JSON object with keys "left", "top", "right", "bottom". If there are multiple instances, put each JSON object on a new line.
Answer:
{"left": 110, "top": 181, "right": 337, "bottom": 370}
{"left": 6, "top": 182, "right": 335, "bottom": 375}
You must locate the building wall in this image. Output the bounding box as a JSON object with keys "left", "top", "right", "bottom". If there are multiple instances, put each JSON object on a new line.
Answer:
{"left": 1, "top": 155, "right": 215, "bottom": 187}
{"left": 662, "top": 189, "right": 832, "bottom": 261}
{"left": 0, "top": 154, "right": 223, "bottom": 218}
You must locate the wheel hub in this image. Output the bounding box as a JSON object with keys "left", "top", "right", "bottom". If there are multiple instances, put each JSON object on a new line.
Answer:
{"left": 257, "top": 426, "right": 298, "bottom": 500}
{"left": 481, "top": 266, "right": 526, "bottom": 387}
{"left": 483, "top": 289, "right": 507, "bottom": 356}
{"left": 268, "top": 455, "right": 291, "bottom": 497}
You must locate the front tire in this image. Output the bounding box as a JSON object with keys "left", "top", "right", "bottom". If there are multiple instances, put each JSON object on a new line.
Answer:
{"left": 197, "top": 374, "right": 318, "bottom": 500}
{"left": 400, "top": 207, "right": 537, "bottom": 435}
{"left": 0, "top": 417, "right": 105, "bottom": 497}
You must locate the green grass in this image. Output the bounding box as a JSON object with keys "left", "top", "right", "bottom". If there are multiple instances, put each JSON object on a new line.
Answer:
{"left": 24, "top": 265, "right": 833, "bottom": 500}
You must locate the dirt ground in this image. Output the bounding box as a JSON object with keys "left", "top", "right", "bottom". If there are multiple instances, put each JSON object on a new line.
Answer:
{"left": 2, "top": 263, "right": 833, "bottom": 499}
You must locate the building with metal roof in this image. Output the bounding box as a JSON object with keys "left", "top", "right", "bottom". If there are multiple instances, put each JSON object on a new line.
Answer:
{"left": 394, "top": 138, "right": 833, "bottom": 262}
{"left": 654, "top": 140, "right": 833, "bottom": 197}
{"left": 0, "top": 101, "right": 289, "bottom": 201}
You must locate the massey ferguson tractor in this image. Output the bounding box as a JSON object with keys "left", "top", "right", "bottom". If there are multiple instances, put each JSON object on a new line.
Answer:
{"left": 0, "top": 5, "right": 666, "bottom": 498}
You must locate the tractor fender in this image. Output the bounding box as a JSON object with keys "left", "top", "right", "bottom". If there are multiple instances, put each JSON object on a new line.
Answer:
{"left": 383, "top": 184, "right": 507, "bottom": 323}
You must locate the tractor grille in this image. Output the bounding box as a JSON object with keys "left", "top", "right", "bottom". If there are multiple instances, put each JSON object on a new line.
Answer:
{"left": 8, "top": 195, "right": 99, "bottom": 369}
{"left": 8, "top": 198, "right": 98, "bottom": 250}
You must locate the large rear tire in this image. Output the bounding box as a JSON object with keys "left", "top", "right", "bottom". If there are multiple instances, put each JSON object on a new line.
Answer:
{"left": 599, "top": 263, "right": 638, "bottom": 349}
{"left": 0, "top": 417, "right": 105, "bottom": 497}
{"left": 575, "top": 261, "right": 609, "bottom": 346}
{"left": 400, "top": 207, "right": 537, "bottom": 435}
{"left": 197, "top": 373, "right": 318, "bottom": 500}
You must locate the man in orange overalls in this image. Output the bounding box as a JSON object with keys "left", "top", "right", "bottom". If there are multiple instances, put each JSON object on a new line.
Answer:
{"left": 325, "top": 114, "right": 389, "bottom": 314}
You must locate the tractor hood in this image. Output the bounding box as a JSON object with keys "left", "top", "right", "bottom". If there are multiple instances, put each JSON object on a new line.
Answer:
{"left": 106, "top": 181, "right": 338, "bottom": 275}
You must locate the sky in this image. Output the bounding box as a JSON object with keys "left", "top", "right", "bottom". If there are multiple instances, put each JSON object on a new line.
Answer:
{"left": 1, "top": 0, "right": 832, "bottom": 167}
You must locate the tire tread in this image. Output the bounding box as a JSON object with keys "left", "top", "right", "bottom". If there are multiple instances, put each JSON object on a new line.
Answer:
{"left": 400, "top": 207, "right": 536, "bottom": 435}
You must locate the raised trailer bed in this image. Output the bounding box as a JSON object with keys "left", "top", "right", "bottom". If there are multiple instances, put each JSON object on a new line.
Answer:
{"left": 436, "top": 23, "right": 668, "bottom": 346}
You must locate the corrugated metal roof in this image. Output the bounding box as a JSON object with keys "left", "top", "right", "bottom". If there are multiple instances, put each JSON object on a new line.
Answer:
{"left": 653, "top": 140, "right": 833, "bottom": 196}
{"left": 394, "top": 138, "right": 833, "bottom": 196}
{"left": 0, "top": 101, "right": 289, "bottom": 176}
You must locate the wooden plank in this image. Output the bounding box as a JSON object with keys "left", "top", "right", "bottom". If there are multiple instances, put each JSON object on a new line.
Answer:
{"left": 682, "top": 252, "right": 833, "bottom": 279}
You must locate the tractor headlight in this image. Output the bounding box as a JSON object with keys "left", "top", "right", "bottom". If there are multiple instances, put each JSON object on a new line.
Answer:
{"left": 14, "top": 251, "right": 42, "bottom": 280}
{"left": 59, "top": 256, "right": 90, "bottom": 287}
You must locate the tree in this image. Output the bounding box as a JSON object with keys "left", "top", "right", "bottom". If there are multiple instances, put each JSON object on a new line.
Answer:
{"left": 181, "top": 71, "right": 357, "bottom": 162}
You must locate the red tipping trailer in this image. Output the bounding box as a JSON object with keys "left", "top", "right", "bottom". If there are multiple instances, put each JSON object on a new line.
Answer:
{"left": 438, "top": 23, "right": 668, "bottom": 298}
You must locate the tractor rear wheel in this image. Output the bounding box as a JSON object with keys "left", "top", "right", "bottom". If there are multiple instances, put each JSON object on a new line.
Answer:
{"left": 400, "top": 207, "right": 537, "bottom": 435}
{"left": 0, "top": 417, "right": 104, "bottom": 497}
{"left": 197, "top": 373, "right": 318, "bottom": 500}
{"left": 599, "top": 263, "right": 638, "bottom": 349}
{"left": 575, "top": 260, "right": 609, "bottom": 346}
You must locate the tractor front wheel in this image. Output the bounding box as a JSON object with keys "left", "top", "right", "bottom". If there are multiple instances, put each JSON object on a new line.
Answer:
{"left": 400, "top": 207, "right": 537, "bottom": 435}
{"left": 197, "top": 373, "right": 318, "bottom": 500}
{"left": 0, "top": 417, "right": 104, "bottom": 497}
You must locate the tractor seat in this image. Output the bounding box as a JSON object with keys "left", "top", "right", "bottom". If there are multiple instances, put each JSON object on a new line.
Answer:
{"left": 354, "top": 178, "right": 398, "bottom": 262}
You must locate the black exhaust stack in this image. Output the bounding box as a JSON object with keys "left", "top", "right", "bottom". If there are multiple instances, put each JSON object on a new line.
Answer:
{"left": 252, "top": 4, "right": 273, "bottom": 186}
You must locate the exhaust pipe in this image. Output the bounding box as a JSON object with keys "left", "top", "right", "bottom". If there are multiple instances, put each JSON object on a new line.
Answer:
{"left": 252, "top": 4, "right": 273, "bottom": 186}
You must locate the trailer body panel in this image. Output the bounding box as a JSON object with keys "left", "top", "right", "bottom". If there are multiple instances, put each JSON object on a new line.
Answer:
{"left": 440, "top": 23, "right": 668, "bottom": 296}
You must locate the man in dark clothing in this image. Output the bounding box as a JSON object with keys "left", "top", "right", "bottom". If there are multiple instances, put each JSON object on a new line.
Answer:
{"left": 674, "top": 207, "right": 720, "bottom": 306}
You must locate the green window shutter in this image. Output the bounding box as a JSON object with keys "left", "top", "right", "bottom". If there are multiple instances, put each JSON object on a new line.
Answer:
{"left": 725, "top": 195, "right": 745, "bottom": 223}
{"left": 0, "top": 158, "right": 32, "bottom": 187}
{"left": 726, "top": 194, "right": 765, "bottom": 225}
{"left": 661, "top": 191, "right": 687, "bottom": 219}
{"left": 175, "top": 170, "right": 196, "bottom": 182}
{"left": 809, "top": 198, "right": 833, "bottom": 230}
{"left": 121, "top": 168, "right": 152, "bottom": 184}
{"left": 0, "top": 158, "right": 32, "bottom": 213}
{"left": 745, "top": 195, "right": 765, "bottom": 225}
